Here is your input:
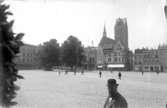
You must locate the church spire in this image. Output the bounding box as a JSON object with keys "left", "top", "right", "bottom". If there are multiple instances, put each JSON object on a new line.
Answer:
{"left": 103, "top": 24, "right": 107, "bottom": 37}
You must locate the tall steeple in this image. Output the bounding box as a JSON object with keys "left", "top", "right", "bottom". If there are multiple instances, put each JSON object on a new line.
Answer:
{"left": 103, "top": 24, "right": 107, "bottom": 37}
{"left": 99, "top": 24, "right": 115, "bottom": 47}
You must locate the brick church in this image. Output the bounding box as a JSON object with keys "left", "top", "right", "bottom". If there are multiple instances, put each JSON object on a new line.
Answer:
{"left": 97, "top": 18, "right": 132, "bottom": 70}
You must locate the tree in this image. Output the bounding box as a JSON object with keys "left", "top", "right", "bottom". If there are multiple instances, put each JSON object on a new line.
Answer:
{"left": 61, "top": 35, "right": 85, "bottom": 68}
{"left": 40, "top": 39, "right": 60, "bottom": 70}
{"left": 0, "top": 2, "right": 24, "bottom": 106}
{"left": 164, "top": 3, "right": 167, "bottom": 18}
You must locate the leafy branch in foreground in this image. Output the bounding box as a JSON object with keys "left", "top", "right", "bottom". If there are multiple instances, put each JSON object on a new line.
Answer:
{"left": 0, "top": 2, "right": 24, "bottom": 106}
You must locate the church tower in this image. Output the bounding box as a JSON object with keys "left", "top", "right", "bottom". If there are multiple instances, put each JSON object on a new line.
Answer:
{"left": 103, "top": 24, "right": 107, "bottom": 37}
{"left": 99, "top": 24, "right": 115, "bottom": 47}
{"left": 114, "top": 18, "right": 129, "bottom": 49}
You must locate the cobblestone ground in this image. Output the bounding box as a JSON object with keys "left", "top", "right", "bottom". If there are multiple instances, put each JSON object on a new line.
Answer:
{"left": 12, "top": 70, "right": 167, "bottom": 108}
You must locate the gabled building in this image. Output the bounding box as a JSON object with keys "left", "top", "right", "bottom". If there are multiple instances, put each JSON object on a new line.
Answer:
{"left": 98, "top": 18, "right": 132, "bottom": 70}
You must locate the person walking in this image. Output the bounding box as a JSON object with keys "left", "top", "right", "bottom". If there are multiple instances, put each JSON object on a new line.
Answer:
{"left": 81, "top": 68, "right": 84, "bottom": 75}
{"left": 74, "top": 68, "right": 77, "bottom": 75}
{"left": 110, "top": 69, "right": 113, "bottom": 74}
{"left": 58, "top": 67, "right": 61, "bottom": 75}
{"left": 99, "top": 70, "right": 102, "bottom": 78}
{"left": 103, "top": 79, "right": 128, "bottom": 108}
{"left": 58, "top": 70, "right": 61, "bottom": 75}
{"left": 156, "top": 69, "right": 159, "bottom": 75}
{"left": 65, "top": 69, "right": 68, "bottom": 75}
{"left": 118, "top": 72, "right": 122, "bottom": 80}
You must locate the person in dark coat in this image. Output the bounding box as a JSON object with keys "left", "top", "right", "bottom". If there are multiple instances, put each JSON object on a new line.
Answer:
{"left": 65, "top": 69, "right": 68, "bottom": 75}
{"left": 141, "top": 71, "right": 144, "bottom": 76}
{"left": 99, "top": 71, "right": 102, "bottom": 78}
{"left": 81, "top": 68, "right": 84, "bottom": 75}
{"left": 118, "top": 72, "right": 122, "bottom": 80}
{"left": 74, "top": 68, "right": 77, "bottom": 75}
{"left": 103, "top": 79, "right": 128, "bottom": 108}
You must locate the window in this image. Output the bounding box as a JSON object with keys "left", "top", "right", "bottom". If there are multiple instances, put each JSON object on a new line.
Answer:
{"left": 114, "top": 58, "right": 117, "bottom": 62}
{"left": 145, "top": 66, "right": 149, "bottom": 69}
{"left": 108, "top": 58, "right": 111, "bottom": 62}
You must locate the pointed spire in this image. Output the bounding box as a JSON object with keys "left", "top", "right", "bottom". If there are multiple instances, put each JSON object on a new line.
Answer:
{"left": 103, "top": 24, "right": 107, "bottom": 37}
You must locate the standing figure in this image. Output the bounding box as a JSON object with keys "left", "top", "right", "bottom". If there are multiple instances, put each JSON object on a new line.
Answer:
{"left": 103, "top": 79, "right": 128, "bottom": 108}
{"left": 118, "top": 72, "right": 122, "bottom": 80}
{"left": 58, "top": 67, "right": 61, "bottom": 75}
{"left": 156, "top": 69, "right": 159, "bottom": 75}
{"left": 58, "top": 70, "right": 61, "bottom": 75}
{"left": 110, "top": 69, "right": 112, "bottom": 74}
{"left": 74, "top": 68, "right": 77, "bottom": 75}
{"left": 99, "top": 70, "right": 102, "bottom": 78}
{"left": 81, "top": 68, "right": 84, "bottom": 75}
{"left": 65, "top": 70, "right": 68, "bottom": 75}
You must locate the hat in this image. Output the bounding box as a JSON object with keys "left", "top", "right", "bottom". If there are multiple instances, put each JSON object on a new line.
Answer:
{"left": 107, "top": 79, "right": 119, "bottom": 86}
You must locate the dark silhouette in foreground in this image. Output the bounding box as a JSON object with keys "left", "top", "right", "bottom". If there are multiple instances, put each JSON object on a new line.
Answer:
{"left": 103, "top": 79, "right": 128, "bottom": 108}
{"left": 0, "top": 2, "right": 24, "bottom": 106}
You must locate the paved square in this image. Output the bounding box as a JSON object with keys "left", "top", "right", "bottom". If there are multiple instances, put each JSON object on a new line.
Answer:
{"left": 13, "top": 70, "right": 167, "bottom": 108}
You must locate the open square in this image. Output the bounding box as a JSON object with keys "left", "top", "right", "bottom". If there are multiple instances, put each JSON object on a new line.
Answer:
{"left": 13, "top": 70, "right": 167, "bottom": 108}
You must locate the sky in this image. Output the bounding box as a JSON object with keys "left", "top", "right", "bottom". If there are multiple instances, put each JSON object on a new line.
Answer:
{"left": 5, "top": 0, "right": 167, "bottom": 50}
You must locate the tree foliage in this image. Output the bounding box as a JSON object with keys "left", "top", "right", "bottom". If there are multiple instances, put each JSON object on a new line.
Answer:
{"left": 40, "top": 39, "right": 60, "bottom": 70}
{"left": 61, "top": 35, "right": 85, "bottom": 68}
{"left": 0, "top": 2, "right": 24, "bottom": 106}
{"left": 164, "top": 4, "right": 167, "bottom": 18}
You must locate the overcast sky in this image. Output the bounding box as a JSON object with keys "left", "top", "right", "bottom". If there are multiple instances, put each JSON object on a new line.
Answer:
{"left": 5, "top": 0, "right": 167, "bottom": 50}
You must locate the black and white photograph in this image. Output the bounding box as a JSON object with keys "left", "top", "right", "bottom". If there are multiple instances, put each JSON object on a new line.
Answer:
{"left": 0, "top": 0, "right": 167, "bottom": 108}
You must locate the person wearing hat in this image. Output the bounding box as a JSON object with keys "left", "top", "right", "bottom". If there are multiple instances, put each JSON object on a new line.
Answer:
{"left": 103, "top": 79, "right": 128, "bottom": 108}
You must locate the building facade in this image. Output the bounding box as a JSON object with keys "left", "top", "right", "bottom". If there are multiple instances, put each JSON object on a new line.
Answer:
{"left": 158, "top": 45, "right": 167, "bottom": 72}
{"left": 98, "top": 18, "right": 132, "bottom": 70}
{"left": 84, "top": 47, "right": 97, "bottom": 70}
{"left": 14, "top": 44, "right": 41, "bottom": 69}
{"left": 134, "top": 48, "right": 161, "bottom": 72}
{"left": 96, "top": 47, "right": 104, "bottom": 68}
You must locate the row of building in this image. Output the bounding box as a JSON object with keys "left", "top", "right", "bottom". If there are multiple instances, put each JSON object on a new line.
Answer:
{"left": 84, "top": 45, "right": 167, "bottom": 72}
{"left": 14, "top": 18, "right": 167, "bottom": 72}
{"left": 14, "top": 44, "right": 41, "bottom": 69}
{"left": 134, "top": 46, "right": 167, "bottom": 72}
{"left": 85, "top": 18, "right": 167, "bottom": 72}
